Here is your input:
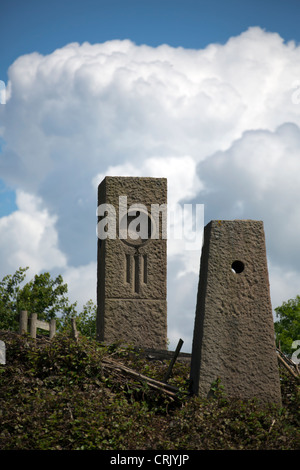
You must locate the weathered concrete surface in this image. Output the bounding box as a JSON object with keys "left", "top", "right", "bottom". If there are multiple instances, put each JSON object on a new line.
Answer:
{"left": 190, "top": 220, "right": 282, "bottom": 405}
{"left": 97, "top": 176, "right": 167, "bottom": 349}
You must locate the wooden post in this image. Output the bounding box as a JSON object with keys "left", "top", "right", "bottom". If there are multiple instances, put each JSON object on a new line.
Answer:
{"left": 163, "top": 338, "right": 184, "bottom": 383}
{"left": 19, "top": 310, "right": 28, "bottom": 334}
{"left": 49, "top": 319, "right": 56, "bottom": 339}
{"left": 71, "top": 318, "right": 79, "bottom": 342}
{"left": 30, "top": 313, "right": 37, "bottom": 339}
{"left": 0, "top": 340, "right": 5, "bottom": 365}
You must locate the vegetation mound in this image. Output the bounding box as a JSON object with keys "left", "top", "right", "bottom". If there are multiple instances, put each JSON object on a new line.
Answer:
{"left": 0, "top": 331, "right": 299, "bottom": 450}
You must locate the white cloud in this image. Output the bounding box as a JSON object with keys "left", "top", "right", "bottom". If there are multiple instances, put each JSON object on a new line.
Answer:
{"left": 1, "top": 27, "right": 300, "bottom": 350}
{"left": 93, "top": 154, "right": 202, "bottom": 207}
{"left": 62, "top": 261, "right": 97, "bottom": 311}
{"left": 269, "top": 261, "right": 300, "bottom": 316}
{"left": 196, "top": 122, "right": 300, "bottom": 271}
{"left": 0, "top": 190, "right": 67, "bottom": 278}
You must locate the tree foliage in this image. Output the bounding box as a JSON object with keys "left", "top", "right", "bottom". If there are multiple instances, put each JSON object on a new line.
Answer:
{"left": 274, "top": 295, "right": 300, "bottom": 357}
{"left": 0, "top": 267, "right": 96, "bottom": 337}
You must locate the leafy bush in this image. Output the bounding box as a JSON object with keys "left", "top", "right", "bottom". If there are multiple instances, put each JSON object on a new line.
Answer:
{"left": 275, "top": 295, "right": 300, "bottom": 357}
{"left": 0, "top": 331, "right": 299, "bottom": 450}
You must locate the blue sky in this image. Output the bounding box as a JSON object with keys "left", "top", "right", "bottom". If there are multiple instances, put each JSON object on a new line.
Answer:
{"left": 0, "top": 0, "right": 300, "bottom": 351}
{"left": 1, "top": 0, "right": 300, "bottom": 82}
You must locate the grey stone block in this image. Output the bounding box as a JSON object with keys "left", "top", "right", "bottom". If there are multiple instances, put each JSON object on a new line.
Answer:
{"left": 190, "top": 220, "right": 281, "bottom": 405}
{"left": 97, "top": 176, "right": 167, "bottom": 349}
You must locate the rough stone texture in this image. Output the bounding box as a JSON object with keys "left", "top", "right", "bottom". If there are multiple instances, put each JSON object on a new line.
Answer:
{"left": 190, "top": 220, "right": 282, "bottom": 405}
{"left": 97, "top": 176, "right": 167, "bottom": 349}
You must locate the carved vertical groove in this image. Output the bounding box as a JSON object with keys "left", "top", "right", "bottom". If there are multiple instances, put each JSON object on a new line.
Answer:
{"left": 143, "top": 254, "right": 147, "bottom": 284}
{"left": 134, "top": 254, "right": 140, "bottom": 293}
{"left": 125, "top": 254, "right": 130, "bottom": 284}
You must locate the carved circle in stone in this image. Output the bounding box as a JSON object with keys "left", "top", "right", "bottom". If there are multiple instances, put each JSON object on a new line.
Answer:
{"left": 119, "top": 207, "right": 157, "bottom": 247}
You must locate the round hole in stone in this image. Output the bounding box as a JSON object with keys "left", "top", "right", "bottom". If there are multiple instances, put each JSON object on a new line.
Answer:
{"left": 231, "top": 260, "right": 244, "bottom": 274}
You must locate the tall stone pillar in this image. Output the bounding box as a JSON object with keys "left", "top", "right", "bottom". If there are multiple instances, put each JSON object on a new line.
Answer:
{"left": 97, "top": 176, "right": 167, "bottom": 349}
{"left": 190, "top": 220, "right": 281, "bottom": 405}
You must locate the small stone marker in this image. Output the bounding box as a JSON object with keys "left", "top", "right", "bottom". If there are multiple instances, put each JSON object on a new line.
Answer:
{"left": 190, "top": 220, "right": 282, "bottom": 404}
{"left": 97, "top": 176, "right": 167, "bottom": 349}
{"left": 0, "top": 340, "right": 5, "bottom": 365}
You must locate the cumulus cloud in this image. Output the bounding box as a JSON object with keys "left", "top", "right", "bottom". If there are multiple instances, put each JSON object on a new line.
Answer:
{"left": 197, "top": 123, "right": 300, "bottom": 265}
{"left": 196, "top": 121, "right": 300, "bottom": 322}
{"left": 62, "top": 261, "right": 97, "bottom": 311}
{"left": 0, "top": 190, "right": 67, "bottom": 278}
{"left": 1, "top": 27, "right": 300, "bottom": 350}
